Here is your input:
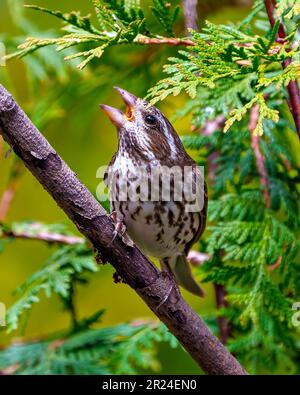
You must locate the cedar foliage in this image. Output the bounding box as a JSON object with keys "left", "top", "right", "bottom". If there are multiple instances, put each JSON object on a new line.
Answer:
{"left": 0, "top": 0, "right": 300, "bottom": 374}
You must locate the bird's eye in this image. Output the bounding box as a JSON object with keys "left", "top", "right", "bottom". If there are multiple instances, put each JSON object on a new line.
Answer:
{"left": 145, "top": 114, "right": 157, "bottom": 125}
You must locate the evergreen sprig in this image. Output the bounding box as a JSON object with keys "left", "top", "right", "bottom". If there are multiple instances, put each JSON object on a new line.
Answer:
{"left": 0, "top": 315, "right": 176, "bottom": 374}
{"left": 6, "top": 1, "right": 180, "bottom": 69}
{"left": 1, "top": 0, "right": 300, "bottom": 375}
{"left": 6, "top": 243, "right": 97, "bottom": 332}
{"left": 149, "top": 14, "right": 299, "bottom": 135}
{"left": 184, "top": 104, "right": 300, "bottom": 372}
{"left": 151, "top": 0, "right": 180, "bottom": 37}
{"left": 0, "top": 219, "right": 178, "bottom": 374}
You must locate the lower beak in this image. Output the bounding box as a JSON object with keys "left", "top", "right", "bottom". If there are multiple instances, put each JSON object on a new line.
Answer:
{"left": 100, "top": 87, "right": 138, "bottom": 127}
{"left": 99, "top": 105, "right": 124, "bottom": 127}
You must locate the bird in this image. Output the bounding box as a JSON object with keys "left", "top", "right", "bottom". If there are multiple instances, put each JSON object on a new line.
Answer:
{"left": 100, "top": 87, "right": 207, "bottom": 297}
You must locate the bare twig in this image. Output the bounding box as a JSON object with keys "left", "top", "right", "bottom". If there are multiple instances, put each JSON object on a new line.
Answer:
{"left": 267, "top": 255, "right": 282, "bottom": 272}
{"left": 0, "top": 188, "right": 15, "bottom": 221}
{"left": 264, "top": 0, "right": 300, "bottom": 140}
{"left": 182, "top": 0, "right": 198, "bottom": 33}
{"left": 0, "top": 224, "right": 208, "bottom": 263}
{"left": 135, "top": 35, "right": 257, "bottom": 49}
{"left": 0, "top": 158, "right": 24, "bottom": 221}
{"left": 0, "top": 222, "right": 85, "bottom": 245}
{"left": 248, "top": 104, "right": 271, "bottom": 208}
{"left": 214, "top": 283, "right": 231, "bottom": 345}
{"left": 248, "top": 104, "right": 284, "bottom": 271}
{"left": 0, "top": 84, "right": 247, "bottom": 375}
{"left": 135, "top": 35, "right": 194, "bottom": 46}
{"left": 0, "top": 135, "right": 3, "bottom": 156}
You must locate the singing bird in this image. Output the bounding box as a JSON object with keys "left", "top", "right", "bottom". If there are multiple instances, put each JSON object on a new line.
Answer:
{"left": 100, "top": 87, "right": 207, "bottom": 297}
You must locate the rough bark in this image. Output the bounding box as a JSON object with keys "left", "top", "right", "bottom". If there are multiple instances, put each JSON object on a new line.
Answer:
{"left": 0, "top": 84, "right": 247, "bottom": 375}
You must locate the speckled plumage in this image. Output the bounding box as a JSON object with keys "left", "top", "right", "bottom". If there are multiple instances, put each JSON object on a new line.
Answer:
{"left": 102, "top": 88, "right": 207, "bottom": 296}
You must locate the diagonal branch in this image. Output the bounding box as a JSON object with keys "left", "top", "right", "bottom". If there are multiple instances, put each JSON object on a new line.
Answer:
{"left": 0, "top": 84, "right": 247, "bottom": 375}
{"left": 264, "top": 0, "right": 300, "bottom": 140}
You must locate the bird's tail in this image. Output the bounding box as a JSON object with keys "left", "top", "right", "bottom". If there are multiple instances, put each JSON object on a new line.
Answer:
{"left": 160, "top": 255, "right": 205, "bottom": 297}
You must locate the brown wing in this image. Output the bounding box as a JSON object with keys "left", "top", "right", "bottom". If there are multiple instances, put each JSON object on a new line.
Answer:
{"left": 184, "top": 169, "right": 208, "bottom": 255}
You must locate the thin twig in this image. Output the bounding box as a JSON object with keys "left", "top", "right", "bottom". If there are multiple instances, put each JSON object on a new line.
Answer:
{"left": 1, "top": 223, "right": 207, "bottom": 261}
{"left": 264, "top": 0, "right": 300, "bottom": 140}
{"left": 0, "top": 223, "right": 85, "bottom": 245}
{"left": 135, "top": 35, "right": 194, "bottom": 46}
{"left": 248, "top": 104, "right": 271, "bottom": 208}
{"left": 248, "top": 104, "right": 284, "bottom": 270}
{"left": 135, "top": 35, "right": 257, "bottom": 48}
{"left": 182, "top": 0, "right": 198, "bottom": 33}
{"left": 214, "top": 283, "right": 231, "bottom": 345}
{"left": 0, "top": 158, "right": 24, "bottom": 221}
{"left": 0, "top": 84, "right": 247, "bottom": 375}
{"left": 267, "top": 255, "right": 282, "bottom": 272}
{"left": 0, "top": 135, "right": 3, "bottom": 156}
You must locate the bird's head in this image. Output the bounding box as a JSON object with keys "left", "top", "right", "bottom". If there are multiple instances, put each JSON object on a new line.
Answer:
{"left": 100, "top": 87, "right": 188, "bottom": 163}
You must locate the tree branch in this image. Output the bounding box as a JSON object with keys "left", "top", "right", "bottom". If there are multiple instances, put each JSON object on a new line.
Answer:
{"left": 248, "top": 104, "right": 283, "bottom": 270}
{"left": 213, "top": 283, "right": 231, "bottom": 345}
{"left": 182, "top": 0, "right": 198, "bottom": 33}
{"left": 264, "top": 0, "right": 300, "bottom": 140}
{"left": 0, "top": 84, "right": 247, "bottom": 375}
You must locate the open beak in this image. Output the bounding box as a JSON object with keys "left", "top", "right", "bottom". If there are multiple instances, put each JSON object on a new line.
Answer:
{"left": 100, "top": 87, "right": 138, "bottom": 127}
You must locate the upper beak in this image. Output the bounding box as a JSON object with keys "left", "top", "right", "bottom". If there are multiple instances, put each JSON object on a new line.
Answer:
{"left": 100, "top": 87, "right": 138, "bottom": 127}
{"left": 114, "top": 87, "right": 138, "bottom": 113}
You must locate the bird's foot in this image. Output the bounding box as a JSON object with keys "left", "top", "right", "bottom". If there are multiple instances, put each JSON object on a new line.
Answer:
{"left": 109, "top": 211, "right": 135, "bottom": 247}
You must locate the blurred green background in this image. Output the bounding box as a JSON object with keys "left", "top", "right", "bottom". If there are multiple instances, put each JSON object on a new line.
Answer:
{"left": 0, "top": 0, "right": 251, "bottom": 373}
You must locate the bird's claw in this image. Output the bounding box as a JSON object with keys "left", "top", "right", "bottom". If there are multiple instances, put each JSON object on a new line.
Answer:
{"left": 109, "top": 211, "right": 134, "bottom": 248}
